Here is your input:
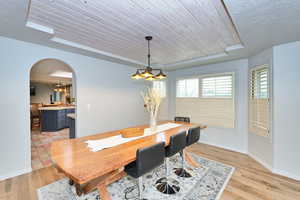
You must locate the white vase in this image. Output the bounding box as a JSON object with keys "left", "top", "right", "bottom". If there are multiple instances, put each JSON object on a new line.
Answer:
{"left": 149, "top": 113, "right": 157, "bottom": 131}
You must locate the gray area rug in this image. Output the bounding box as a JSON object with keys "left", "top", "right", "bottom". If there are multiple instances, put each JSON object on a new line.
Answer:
{"left": 37, "top": 153, "right": 234, "bottom": 200}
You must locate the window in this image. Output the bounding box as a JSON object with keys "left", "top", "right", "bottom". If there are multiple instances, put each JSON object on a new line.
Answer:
{"left": 176, "top": 78, "right": 199, "bottom": 97}
{"left": 175, "top": 73, "right": 235, "bottom": 128}
{"left": 153, "top": 80, "right": 166, "bottom": 97}
{"left": 250, "top": 67, "right": 268, "bottom": 99}
{"left": 249, "top": 65, "right": 270, "bottom": 137}
{"left": 202, "top": 75, "right": 233, "bottom": 98}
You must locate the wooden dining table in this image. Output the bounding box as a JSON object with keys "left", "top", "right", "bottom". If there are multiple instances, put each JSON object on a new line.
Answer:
{"left": 51, "top": 121, "right": 207, "bottom": 200}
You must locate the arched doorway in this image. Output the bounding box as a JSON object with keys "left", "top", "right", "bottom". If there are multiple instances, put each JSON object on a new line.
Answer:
{"left": 29, "top": 58, "right": 76, "bottom": 171}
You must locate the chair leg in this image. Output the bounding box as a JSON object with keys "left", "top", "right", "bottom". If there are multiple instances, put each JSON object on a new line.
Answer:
{"left": 155, "top": 158, "right": 180, "bottom": 194}
{"left": 69, "top": 179, "right": 74, "bottom": 186}
{"left": 138, "top": 177, "right": 143, "bottom": 200}
{"left": 174, "top": 151, "right": 192, "bottom": 178}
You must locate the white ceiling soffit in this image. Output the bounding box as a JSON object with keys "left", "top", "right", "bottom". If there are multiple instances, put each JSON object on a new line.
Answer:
{"left": 27, "top": 0, "right": 242, "bottom": 69}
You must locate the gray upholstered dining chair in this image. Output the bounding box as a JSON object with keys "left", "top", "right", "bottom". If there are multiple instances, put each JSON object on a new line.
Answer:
{"left": 174, "top": 116, "right": 190, "bottom": 123}
{"left": 155, "top": 131, "right": 186, "bottom": 194}
{"left": 174, "top": 126, "right": 201, "bottom": 178}
{"left": 125, "top": 142, "right": 165, "bottom": 200}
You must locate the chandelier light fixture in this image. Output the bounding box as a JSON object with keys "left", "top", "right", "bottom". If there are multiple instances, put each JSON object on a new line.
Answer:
{"left": 53, "top": 82, "right": 67, "bottom": 93}
{"left": 131, "top": 36, "right": 166, "bottom": 81}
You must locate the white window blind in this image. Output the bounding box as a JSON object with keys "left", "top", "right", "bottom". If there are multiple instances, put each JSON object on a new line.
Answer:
{"left": 176, "top": 73, "right": 235, "bottom": 128}
{"left": 249, "top": 65, "right": 269, "bottom": 137}
{"left": 176, "top": 78, "right": 199, "bottom": 98}
{"left": 202, "top": 75, "right": 233, "bottom": 98}
{"left": 153, "top": 80, "right": 166, "bottom": 98}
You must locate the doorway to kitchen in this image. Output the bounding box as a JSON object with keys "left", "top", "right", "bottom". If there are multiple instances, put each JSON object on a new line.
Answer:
{"left": 29, "top": 58, "right": 76, "bottom": 171}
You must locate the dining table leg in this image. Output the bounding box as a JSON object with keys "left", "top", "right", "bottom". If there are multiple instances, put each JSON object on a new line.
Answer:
{"left": 75, "top": 183, "right": 83, "bottom": 196}
{"left": 74, "top": 168, "right": 126, "bottom": 199}
{"left": 97, "top": 183, "right": 112, "bottom": 200}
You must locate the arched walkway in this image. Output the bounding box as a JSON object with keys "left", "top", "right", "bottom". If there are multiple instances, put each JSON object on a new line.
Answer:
{"left": 29, "top": 58, "right": 77, "bottom": 170}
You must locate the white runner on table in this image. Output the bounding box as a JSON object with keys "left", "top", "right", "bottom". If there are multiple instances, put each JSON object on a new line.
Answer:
{"left": 85, "top": 123, "right": 182, "bottom": 152}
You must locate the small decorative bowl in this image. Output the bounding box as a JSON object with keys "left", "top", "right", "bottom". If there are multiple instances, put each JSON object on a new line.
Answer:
{"left": 121, "top": 127, "right": 144, "bottom": 138}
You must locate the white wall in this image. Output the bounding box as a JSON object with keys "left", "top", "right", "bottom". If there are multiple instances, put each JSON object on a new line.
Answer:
{"left": 0, "top": 36, "right": 148, "bottom": 180}
{"left": 30, "top": 82, "right": 54, "bottom": 104}
{"left": 167, "top": 59, "right": 249, "bottom": 153}
{"left": 248, "top": 48, "right": 274, "bottom": 170}
{"left": 273, "top": 41, "right": 300, "bottom": 180}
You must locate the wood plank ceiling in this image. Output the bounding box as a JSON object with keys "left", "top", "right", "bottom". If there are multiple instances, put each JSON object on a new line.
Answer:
{"left": 28, "top": 0, "right": 241, "bottom": 65}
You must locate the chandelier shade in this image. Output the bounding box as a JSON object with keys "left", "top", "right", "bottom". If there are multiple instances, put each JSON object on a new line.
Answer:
{"left": 155, "top": 70, "right": 167, "bottom": 79}
{"left": 131, "top": 70, "right": 143, "bottom": 79}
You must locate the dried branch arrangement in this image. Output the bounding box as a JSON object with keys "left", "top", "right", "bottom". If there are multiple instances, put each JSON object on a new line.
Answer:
{"left": 141, "top": 87, "right": 162, "bottom": 124}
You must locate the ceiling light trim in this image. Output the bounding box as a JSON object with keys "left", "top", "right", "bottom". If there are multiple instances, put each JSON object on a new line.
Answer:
{"left": 225, "top": 44, "right": 245, "bottom": 52}
{"left": 26, "top": 21, "right": 54, "bottom": 34}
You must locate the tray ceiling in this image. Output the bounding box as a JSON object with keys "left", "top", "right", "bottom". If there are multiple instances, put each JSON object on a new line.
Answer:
{"left": 27, "top": 0, "right": 242, "bottom": 65}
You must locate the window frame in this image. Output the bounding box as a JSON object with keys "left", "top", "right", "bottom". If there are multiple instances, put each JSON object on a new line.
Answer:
{"left": 176, "top": 72, "right": 235, "bottom": 99}
{"left": 176, "top": 78, "right": 199, "bottom": 98}
{"left": 249, "top": 64, "right": 270, "bottom": 137}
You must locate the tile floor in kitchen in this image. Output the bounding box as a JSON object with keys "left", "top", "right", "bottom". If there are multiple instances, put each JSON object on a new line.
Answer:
{"left": 31, "top": 127, "right": 69, "bottom": 170}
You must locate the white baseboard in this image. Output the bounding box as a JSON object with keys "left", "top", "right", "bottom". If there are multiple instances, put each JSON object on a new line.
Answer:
{"left": 248, "top": 153, "right": 300, "bottom": 181}
{"left": 248, "top": 153, "right": 273, "bottom": 171}
{"left": 198, "top": 140, "right": 248, "bottom": 154}
{"left": 198, "top": 141, "right": 300, "bottom": 181}
{"left": 272, "top": 168, "right": 300, "bottom": 181}
{"left": 0, "top": 167, "right": 32, "bottom": 181}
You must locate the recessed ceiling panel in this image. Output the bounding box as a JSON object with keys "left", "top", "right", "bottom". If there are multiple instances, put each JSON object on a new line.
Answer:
{"left": 28, "top": 0, "right": 241, "bottom": 65}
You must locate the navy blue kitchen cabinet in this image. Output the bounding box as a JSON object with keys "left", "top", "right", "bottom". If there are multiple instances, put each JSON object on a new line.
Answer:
{"left": 40, "top": 108, "right": 75, "bottom": 132}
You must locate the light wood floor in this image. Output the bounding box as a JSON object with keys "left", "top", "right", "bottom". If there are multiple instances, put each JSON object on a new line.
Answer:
{"left": 1, "top": 143, "right": 300, "bottom": 200}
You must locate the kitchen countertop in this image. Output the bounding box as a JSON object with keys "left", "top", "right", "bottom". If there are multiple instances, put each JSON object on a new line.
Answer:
{"left": 39, "top": 106, "right": 76, "bottom": 111}
{"left": 67, "top": 113, "right": 76, "bottom": 119}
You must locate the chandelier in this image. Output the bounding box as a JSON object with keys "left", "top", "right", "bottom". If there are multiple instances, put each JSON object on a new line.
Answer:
{"left": 53, "top": 82, "right": 66, "bottom": 93}
{"left": 131, "top": 36, "right": 166, "bottom": 80}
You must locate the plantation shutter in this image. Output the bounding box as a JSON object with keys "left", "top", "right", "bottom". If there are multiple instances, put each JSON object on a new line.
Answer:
{"left": 202, "top": 75, "right": 233, "bottom": 97}
{"left": 176, "top": 73, "right": 234, "bottom": 128}
{"left": 249, "top": 66, "right": 270, "bottom": 137}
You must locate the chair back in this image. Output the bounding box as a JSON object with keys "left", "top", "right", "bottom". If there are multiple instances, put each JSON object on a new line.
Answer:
{"left": 186, "top": 126, "right": 201, "bottom": 146}
{"left": 166, "top": 131, "right": 187, "bottom": 157}
{"left": 30, "top": 104, "right": 40, "bottom": 117}
{"left": 136, "top": 142, "right": 165, "bottom": 177}
{"left": 174, "top": 116, "right": 190, "bottom": 123}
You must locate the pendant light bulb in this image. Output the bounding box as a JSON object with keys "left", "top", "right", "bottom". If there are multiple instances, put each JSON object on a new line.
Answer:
{"left": 141, "top": 70, "right": 153, "bottom": 78}
{"left": 145, "top": 76, "right": 156, "bottom": 81}
{"left": 141, "top": 67, "right": 153, "bottom": 77}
